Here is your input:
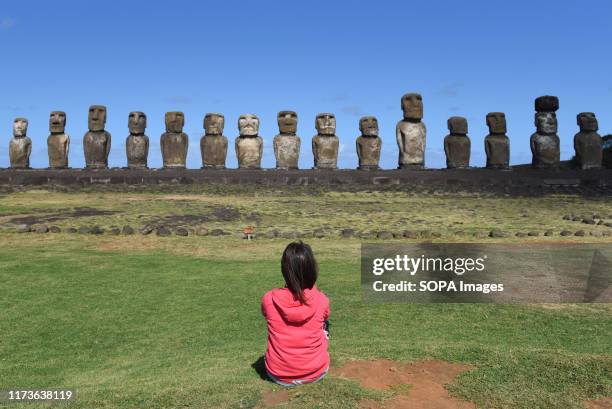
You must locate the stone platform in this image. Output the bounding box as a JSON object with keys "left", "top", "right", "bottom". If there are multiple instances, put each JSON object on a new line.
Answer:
{"left": 0, "top": 167, "right": 610, "bottom": 195}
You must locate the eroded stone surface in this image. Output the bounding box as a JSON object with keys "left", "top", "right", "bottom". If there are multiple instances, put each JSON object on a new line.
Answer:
{"left": 126, "top": 112, "right": 149, "bottom": 169}
{"left": 531, "top": 96, "right": 560, "bottom": 169}
{"left": 47, "top": 111, "right": 70, "bottom": 169}
{"left": 200, "top": 113, "right": 228, "bottom": 169}
{"left": 603, "top": 135, "right": 612, "bottom": 169}
{"left": 574, "top": 112, "right": 602, "bottom": 170}
{"left": 444, "top": 116, "right": 470, "bottom": 169}
{"left": 236, "top": 114, "right": 263, "bottom": 169}
{"left": 161, "top": 112, "right": 188, "bottom": 169}
{"left": 484, "top": 112, "right": 510, "bottom": 169}
{"left": 83, "top": 105, "right": 111, "bottom": 169}
{"left": 312, "top": 113, "right": 339, "bottom": 169}
{"left": 356, "top": 116, "right": 381, "bottom": 170}
{"left": 9, "top": 118, "right": 32, "bottom": 169}
{"left": 273, "top": 111, "right": 300, "bottom": 169}
{"left": 396, "top": 93, "right": 426, "bottom": 169}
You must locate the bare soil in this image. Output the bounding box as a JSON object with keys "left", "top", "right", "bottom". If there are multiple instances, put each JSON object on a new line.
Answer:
{"left": 335, "top": 359, "right": 476, "bottom": 409}
{"left": 6, "top": 207, "right": 118, "bottom": 225}
{"left": 585, "top": 397, "right": 612, "bottom": 409}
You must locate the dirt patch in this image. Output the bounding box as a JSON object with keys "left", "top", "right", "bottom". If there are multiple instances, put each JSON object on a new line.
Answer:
{"left": 585, "top": 397, "right": 612, "bottom": 409}
{"left": 211, "top": 206, "right": 241, "bottom": 221}
{"left": 6, "top": 207, "right": 118, "bottom": 225}
{"left": 154, "top": 214, "right": 210, "bottom": 226}
{"left": 257, "top": 389, "right": 291, "bottom": 408}
{"left": 335, "top": 359, "right": 475, "bottom": 409}
{"left": 145, "top": 205, "right": 242, "bottom": 228}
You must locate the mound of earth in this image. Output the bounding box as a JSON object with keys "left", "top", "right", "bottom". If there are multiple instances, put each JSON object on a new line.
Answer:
{"left": 258, "top": 359, "right": 475, "bottom": 408}
{"left": 584, "top": 397, "right": 612, "bottom": 409}
{"left": 334, "top": 359, "right": 475, "bottom": 409}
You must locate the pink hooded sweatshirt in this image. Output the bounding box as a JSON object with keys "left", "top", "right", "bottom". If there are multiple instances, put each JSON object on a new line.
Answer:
{"left": 261, "top": 285, "right": 330, "bottom": 383}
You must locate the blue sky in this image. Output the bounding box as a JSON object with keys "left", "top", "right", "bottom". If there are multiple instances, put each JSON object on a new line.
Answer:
{"left": 0, "top": 0, "right": 610, "bottom": 169}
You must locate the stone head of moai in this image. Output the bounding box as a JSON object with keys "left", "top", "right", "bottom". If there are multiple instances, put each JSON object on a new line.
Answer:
{"left": 401, "top": 93, "right": 423, "bottom": 121}
{"left": 535, "top": 112, "right": 557, "bottom": 135}
{"left": 278, "top": 111, "right": 298, "bottom": 135}
{"left": 315, "top": 113, "right": 336, "bottom": 136}
{"left": 13, "top": 118, "right": 28, "bottom": 138}
{"left": 486, "top": 112, "right": 506, "bottom": 134}
{"left": 204, "top": 113, "right": 225, "bottom": 135}
{"left": 165, "top": 111, "right": 185, "bottom": 133}
{"left": 359, "top": 116, "right": 379, "bottom": 137}
{"left": 448, "top": 116, "right": 468, "bottom": 135}
{"left": 238, "top": 114, "right": 260, "bottom": 137}
{"left": 88, "top": 105, "right": 107, "bottom": 132}
{"left": 128, "top": 112, "right": 147, "bottom": 135}
{"left": 577, "top": 112, "right": 598, "bottom": 132}
{"left": 49, "top": 111, "right": 66, "bottom": 134}
{"left": 534, "top": 95, "right": 559, "bottom": 113}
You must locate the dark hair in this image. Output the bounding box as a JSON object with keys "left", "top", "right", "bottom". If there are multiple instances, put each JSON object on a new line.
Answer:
{"left": 281, "top": 241, "right": 318, "bottom": 304}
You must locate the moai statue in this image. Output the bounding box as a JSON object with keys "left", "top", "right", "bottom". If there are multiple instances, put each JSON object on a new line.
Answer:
{"left": 573, "top": 112, "right": 602, "bottom": 170}
{"left": 126, "top": 112, "right": 149, "bottom": 169}
{"left": 603, "top": 135, "right": 612, "bottom": 169}
{"left": 396, "top": 93, "right": 426, "bottom": 169}
{"left": 312, "top": 113, "right": 339, "bottom": 169}
{"left": 200, "top": 113, "right": 228, "bottom": 169}
{"left": 9, "top": 118, "right": 32, "bottom": 169}
{"left": 160, "top": 111, "right": 188, "bottom": 168}
{"left": 47, "top": 111, "right": 70, "bottom": 169}
{"left": 273, "top": 111, "right": 300, "bottom": 169}
{"left": 235, "top": 114, "right": 263, "bottom": 169}
{"left": 356, "top": 116, "right": 381, "bottom": 170}
{"left": 83, "top": 105, "right": 111, "bottom": 169}
{"left": 530, "top": 96, "right": 560, "bottom": 169}
{"left": 484, "top": 112, "right": 510, "bottom": 169}
{"left": 444, "top": 116, "right": 471, "bottom": 169}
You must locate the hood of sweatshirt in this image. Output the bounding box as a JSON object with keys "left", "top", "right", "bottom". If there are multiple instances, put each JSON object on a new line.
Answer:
{"left": 271, "top": 286, "right": 319, "bottom": 325}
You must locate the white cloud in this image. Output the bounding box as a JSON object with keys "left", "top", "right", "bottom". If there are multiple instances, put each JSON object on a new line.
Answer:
{"left": 341, "top": 105, "right": 364, "bottom": 117}
{"left": 0, "top": 18, "right": 15, "bottom": 29}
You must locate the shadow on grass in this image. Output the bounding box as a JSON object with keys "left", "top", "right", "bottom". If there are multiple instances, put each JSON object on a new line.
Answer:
{"left": 252, "top": 355, "right": 272, "bottom": 382}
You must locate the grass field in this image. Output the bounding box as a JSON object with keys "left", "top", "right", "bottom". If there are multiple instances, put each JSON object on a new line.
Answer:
{"left": 0, "top": 187, "right": 611, "bottom": 408}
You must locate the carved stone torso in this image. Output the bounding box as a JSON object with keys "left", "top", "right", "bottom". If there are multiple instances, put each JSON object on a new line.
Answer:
{"left": 235, "top": 136, "right": 263, "bottom": 168}
{"left": 396, "top": 120, "right": 426, "bottom": 168}
{"left": 356, "top": 136, "right": 381, "bottom": 170}
{"left": 201, "top": 134, "right": 228, "bottom": 169}
{"left": 530, "top": 133, "right": 560, "bottom": 168}
{"left": 485, "top": 134, "right": 510, "bottom": 169}
{"left": 574, "top": 132, "right": 602, "bottom": 170}
{"left": 603, "top": 136, "right": 612, "bottom": 169}
{"left": 273, "top": 134, "right": 300, "bottom": 169}
{"left": 9, "top": 137, "right": 32, "bottom": 168}
{"left": 312, "top": 135, "right": 339, "bottom": 169}
{"left": 47, "top": 134, "right": 70, "bottom": 168}
{"left": 126, "top": 134, "right": 149, "bottom": 169}
{"left": 444, "top": 135, "right": 471, "bottom": 169}
{"left": 84, "top": 131, "right": 111, "bottom": 169}
{"left": 160, "top": 132, "right": 188, "bottom": 168}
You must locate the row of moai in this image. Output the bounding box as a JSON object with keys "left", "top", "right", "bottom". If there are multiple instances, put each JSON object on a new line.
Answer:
{"left": 7, "top": 94, "right": 608, "bottom": 170}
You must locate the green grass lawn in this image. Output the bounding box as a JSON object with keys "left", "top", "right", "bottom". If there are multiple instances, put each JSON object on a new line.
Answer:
{"left": 0, "top": 187, "right": 611, "bottom": 239}
{"left": 0, "top": 188, "right": 611, "bottom": 408}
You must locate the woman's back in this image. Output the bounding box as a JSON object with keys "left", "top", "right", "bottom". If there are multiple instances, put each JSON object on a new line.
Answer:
{"left": 262, "top": 285, "right": 330, "bottom": 384}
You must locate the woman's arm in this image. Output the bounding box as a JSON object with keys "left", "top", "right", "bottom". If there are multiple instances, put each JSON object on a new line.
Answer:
{"left": 323, "top": 297, "right": 330, "bottom": 320}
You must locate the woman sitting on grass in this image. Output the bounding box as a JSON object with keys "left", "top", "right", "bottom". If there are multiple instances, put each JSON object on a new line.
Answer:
{"left": 261, "top": 241, "right": 330, "bottom": 387}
